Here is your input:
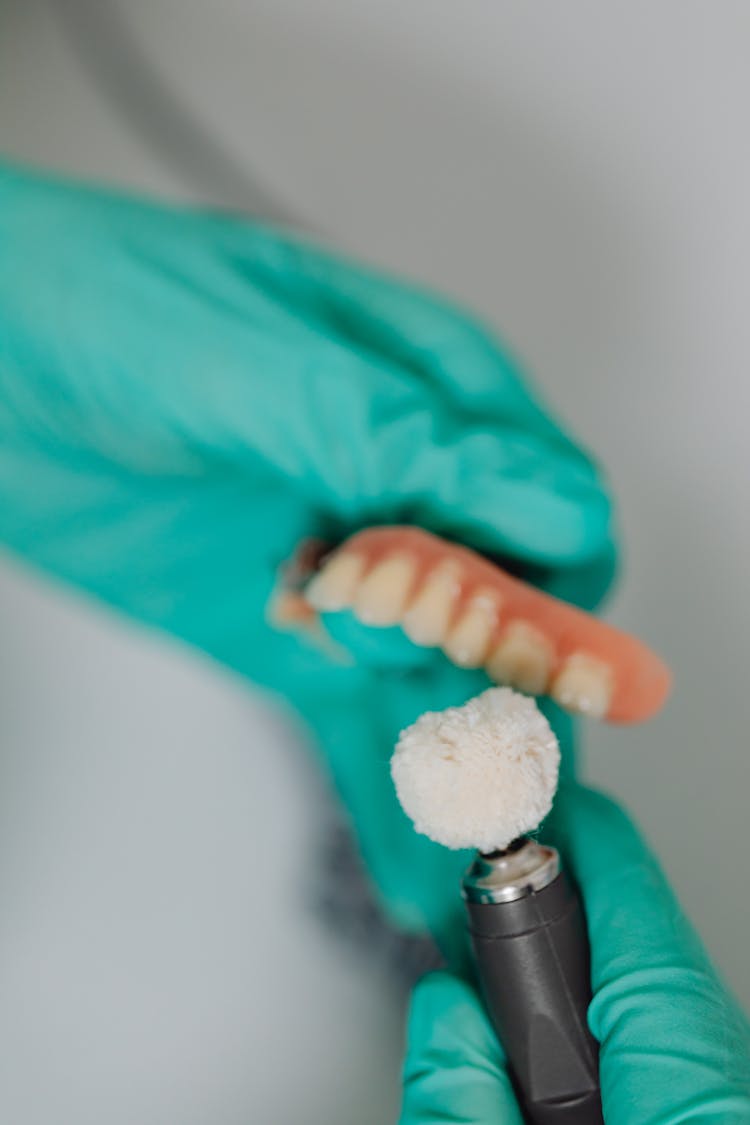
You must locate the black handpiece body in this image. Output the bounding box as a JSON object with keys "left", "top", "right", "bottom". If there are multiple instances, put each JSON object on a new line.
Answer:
{"left": 463, "top": 839, "right": 603, "bottom": 1125}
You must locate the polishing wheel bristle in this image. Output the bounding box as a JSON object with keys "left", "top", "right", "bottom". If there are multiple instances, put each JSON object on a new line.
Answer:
{"left": 391, "top": 687, "right": 560, "bottom": 853}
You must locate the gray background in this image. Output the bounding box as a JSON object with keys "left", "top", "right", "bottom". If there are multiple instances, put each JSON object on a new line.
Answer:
{"left": 1, "top": 2, "right": 749, "bottom": 1121}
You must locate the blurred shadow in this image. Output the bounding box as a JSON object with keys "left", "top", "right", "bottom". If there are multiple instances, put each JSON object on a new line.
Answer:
{"left": 51, "top": 0, "right": 300, "bottom": 224}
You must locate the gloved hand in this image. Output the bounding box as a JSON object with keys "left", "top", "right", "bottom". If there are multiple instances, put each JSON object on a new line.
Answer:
{"left": 401, "top": 784, "right": 750, "bottom": 1124}
{"left": 0, "top": 162, "right": 615, "bottom": 958}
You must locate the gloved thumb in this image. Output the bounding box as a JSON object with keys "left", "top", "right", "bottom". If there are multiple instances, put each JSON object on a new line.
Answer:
{"left": 546, "top": 784, "right": 750, "bottom": 1123}
{"left": 399, "top": 971, "right": 522, "bottom": 1125}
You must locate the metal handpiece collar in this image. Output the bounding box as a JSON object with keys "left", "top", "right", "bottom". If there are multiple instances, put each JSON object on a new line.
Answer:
{"left": 462, "top": 837, "right": 560, "bottom": 904}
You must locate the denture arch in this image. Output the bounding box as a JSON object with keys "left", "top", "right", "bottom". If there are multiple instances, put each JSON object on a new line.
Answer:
{"left": 302, "top": 525, "right": 671, "bottom": 724}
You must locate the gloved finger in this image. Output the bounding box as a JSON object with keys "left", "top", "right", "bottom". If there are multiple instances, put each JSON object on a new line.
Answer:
{"left": 400, "top": 971, "right": 523, "bottom": 1125}
{"left": 547, "top": 785, "right": 750, "bottom": 1124}
{"left": 0, "top": 164, "right": 614, "bottom": 610}
{"left": 227, "top": 219, "right": 618, "bottom": 603}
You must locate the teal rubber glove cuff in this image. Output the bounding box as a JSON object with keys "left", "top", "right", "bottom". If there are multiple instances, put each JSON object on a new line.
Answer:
{"left": 401, "top": 786, "right": 750, "bottom": 1124}
{"left": 0, "top": 161, "right": 614, "bottom": 955}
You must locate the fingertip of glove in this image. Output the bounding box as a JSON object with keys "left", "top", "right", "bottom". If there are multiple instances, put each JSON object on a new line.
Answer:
{"left": 406, "top": 972, "right": 504, "bottom": 1066}
{"left": 551, "top": 783, "right": 650, "bottom": 863}
{"left": 410, "top": 970, "right": 475, "bottom": 1016}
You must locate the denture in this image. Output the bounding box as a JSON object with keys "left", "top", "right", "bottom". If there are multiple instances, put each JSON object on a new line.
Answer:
{"left": 303, "top": 526, "right": 671, "bottom": 723}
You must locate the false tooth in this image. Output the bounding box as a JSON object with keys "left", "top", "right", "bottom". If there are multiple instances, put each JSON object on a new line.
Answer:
{"left": 305, "top": 552, "right": 365, "bottom": 612}
{"left": 551, "top": 652, "right": 613, "bottom": 718}
{"left": 352, "top": 554, "right": 417, "bottom": 626}
{"left": 443, "top": 589, "right": 500, "bottom": 668}
{"left": 269, "top": 590, "right": 316, "bottom": 627}
{"left": 402, "top": 562, "right": 462, "bottom": 646}
{"left": 485, "top": 621, "right": 553, "bottom": 694}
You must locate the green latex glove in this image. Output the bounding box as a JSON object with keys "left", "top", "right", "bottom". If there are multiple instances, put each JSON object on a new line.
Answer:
{"left": 0, "top": 162, "right": 615, "bottom": 959}
{"left": 401, "top": 785, "right": 750, "bottom": 1124}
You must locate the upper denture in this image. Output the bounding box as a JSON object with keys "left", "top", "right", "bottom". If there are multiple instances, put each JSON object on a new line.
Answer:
{"left": 300, "top": 526, "right": 671, "bottom": 724}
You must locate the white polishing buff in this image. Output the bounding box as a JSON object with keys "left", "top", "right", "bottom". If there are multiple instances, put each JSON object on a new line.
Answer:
{"left": 392, "top": 687, "right": 560, "bottom": 853}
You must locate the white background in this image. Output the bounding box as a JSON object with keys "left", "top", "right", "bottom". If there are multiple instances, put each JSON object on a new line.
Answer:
{"left": 1, "top": 2, "right": 749, "bottom": 1121}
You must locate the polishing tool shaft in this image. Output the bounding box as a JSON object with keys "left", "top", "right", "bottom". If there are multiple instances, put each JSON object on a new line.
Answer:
{"left": 463, "top": 838, "right": 603, "bottom": 1125}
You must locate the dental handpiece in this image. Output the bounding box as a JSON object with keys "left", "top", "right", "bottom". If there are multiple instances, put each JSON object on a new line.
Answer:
{"left": 463, "top": 838, "right": 602, "bottom": 1125}
{"left": 392, "top": 686, "right": 604, "bottom": 1125}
